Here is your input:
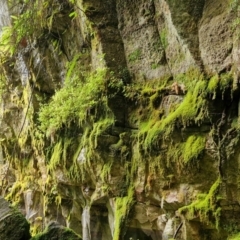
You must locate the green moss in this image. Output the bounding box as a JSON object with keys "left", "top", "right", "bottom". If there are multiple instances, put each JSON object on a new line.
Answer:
{"left": 160, "top": 28, "right": 168, "bottom": 49}
{"left": 113, "top": 187, "right": 135, "bottom": 240}
{"left": 39, "top": 67, "right": 110, "bottom": 134}
{"left": 166, "top": 142, "right": 184, "bottom": 167}
{"left": 220, "top": 72, "right": 233, "bottom": 98}
{"left": 5, "top": 182, "right": 23, "bottom": 206}
{"left": 228, "top": 232, "right": 240, "bottom": 240}
{"left": 179, "top": 177, "right": 222, "bottom": 229}
{"left": 220, "top": 72, "right": 233, "bottom": 89}
{"left": 89, "top": 117, "right": 114, "bottom": 149}
{"left": 38, "top": 63, "right": 115, "bottom": 181}
{"left": 149, "top": 89, "right": 164, "bottom": 109}
{"left": 31, "top": 225, "right": 81, "bottom": 240}
{"left": 0, "top": 0, "right": 72, "bottom": 56}
{"left": 47, "top": 140, "right": 63, "bottom": 171}
{"left": 128, "top": 49, "right": 141, "bottom": 62}
{"left": 5, "top": 174, "right": 37, "bottom": 206}
{"left": 141, "top": 88, "right": 207, "bottom": 149}
{"left": 151, "top": 63, "right": 159, "bottom": 69}
{"left": 207, "top": 75, "right": 219, "bottom": 99}
{"left": 183, "top": 135, "right": 206, "bottom": 164}
{"left": 100, "top": 161, "right": 113, "bottom": 182}
{"left": 132, "top": 68, "right": 235, "bottom": 153}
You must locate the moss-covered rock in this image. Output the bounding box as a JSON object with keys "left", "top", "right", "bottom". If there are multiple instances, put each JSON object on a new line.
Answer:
{"left": 31, "top": 222, "right": 81, "bottom": 240}
{"left": 0, "top": 197, "right": 31, "bottom": 240}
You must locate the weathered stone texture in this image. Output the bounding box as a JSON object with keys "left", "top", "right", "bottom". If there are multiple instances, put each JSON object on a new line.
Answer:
{"left": 0, "top": 0, "right": 240, "bottom": 239}
{"left": 0, "top": 197, "right": 31, "bottom": 240}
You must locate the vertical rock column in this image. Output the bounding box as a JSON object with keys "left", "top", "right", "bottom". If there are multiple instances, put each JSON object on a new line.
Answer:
{"left": 82, "top": 206, "right": 91, "bottom": 240}
{"left": 82, "top": 0, "right": 129, "bottom": 126}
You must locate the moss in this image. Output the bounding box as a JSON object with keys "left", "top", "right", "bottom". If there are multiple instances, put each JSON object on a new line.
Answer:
{"left": 128, "top": 49, "right": 141, "bottom": 62}
{"left": 89, "top": 116, "right": 114, "bottom": 149}
{"left": 100, "top": 161, "right": 113, "bottom": 182}
{"left": 150, "top": 89, "right": 164, "bottom": 109}
{"left": 138, "top": 76, "right": 208, "bottom": 151}
{"left": 160, "top": 28, "right": 168, "bottom": 49}
{"left": 179, "top": 177, "right": 222, "bottom": 229}
{"left": 1, "top": 210, "right": 31, "bottom": 240}
{"left": 220, "top": 72, "right": 233, "bottom": 90}
{"left": 5, "top": 182, "right": 23, "bottom": 206}
{"left": 55, "top": 195, "right": 62, "bottom": 206}
{"left": 31, "top": 225, "right": 82, "bottom": 240}
{"left": 5, "top": 172, "right": 38, "bottom": 206}
{"left": 47, "top": 140, "right": 62, "bottom": 171}
{"left": 151, "top": 63, "right": 160, "bottom": 69}
{"left": 39, "top": 67, "right": 110, "bottom": 134}
{"left": 166, "top": 142, "right": 184, "bottom": 167}
{"left": 228, "top": 232, "right": 240, "bottom": 240}
{"left": 219, "top": 72, "right": 233, "bottom": 98}
{"left": 183, "top": 135, "right": 206, "bottom": 164}
{"left": 207, "top": 75, "right": 219, "bottom": 99}
{"left": 30, "top": 216, "right": 44, "bottom": 237}
{"left": 113, "top": 187, "right": 135, "bottom": 240}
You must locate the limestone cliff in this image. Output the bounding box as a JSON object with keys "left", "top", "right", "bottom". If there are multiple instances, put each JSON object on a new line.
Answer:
{"left": 0, "top": 0, "right": 240, "bottom": 239}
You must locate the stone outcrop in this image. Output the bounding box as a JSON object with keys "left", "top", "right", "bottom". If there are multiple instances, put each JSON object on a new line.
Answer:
{"left": 0, "top": 0, "right": 239, "bottom": 239}
{"left": 0, "top": 197, "right": 30, "bottom": 240}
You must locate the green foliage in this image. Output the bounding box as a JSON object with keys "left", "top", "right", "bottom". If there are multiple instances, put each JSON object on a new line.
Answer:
{"left": 1, "top": 1, "right": 42, "bottom": 55}
{"left": 220, "top": 72, "right": 233, "bottom": 97}
{"left": 47, "top": 140, "right": 63, "bottom": 171}
{"left": 31, "top": 225, "right": 81, "bottom": 240}
{"left": 183, "top": 135, "right": 206, "bottom": 163}
{"left": 0, "top": 0, "right": 75, "bottom": 56}
{"left": 179, "top": 177, "right": 222, "bottom": 229}
{"left": 151, "top": 63, "right": 159, "bottom": 69}
{"left": 128, "top": 49, "right": 141, "bottom": 62}
{"left": 0, "top": 69, "right": 7, "bottom": 101}
{"left": 160, "top": 28, "right": 168, "bottom": 49}
{"left": 228, "top": 232, "right": 240, "bottom": 240}
{"left": 207, "top": 75, "right": 219, "bottom": 99}
{"left": 39, "top": 66, "right": 112, "bottom": 135}
{"left": 224, "top": 220, "right": 240, "bottom": 238}
{"left": 139, "top": 77, "right": 208, "bottom": 150}
{"left": 230, "top": 0, "right": 240, "bottom": 10}
{"left": 113, "top": 187, "right": 135, "bottom": 240}
{"left": 38, "top": 57, "right": 116, "bottom": 181}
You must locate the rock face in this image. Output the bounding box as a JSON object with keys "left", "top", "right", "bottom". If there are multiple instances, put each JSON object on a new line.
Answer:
{"left": 0, "top": 197, "right": 30, "bottom": 240}
{"left": 0, "top": 0, "right": 239, "bottom": 240}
